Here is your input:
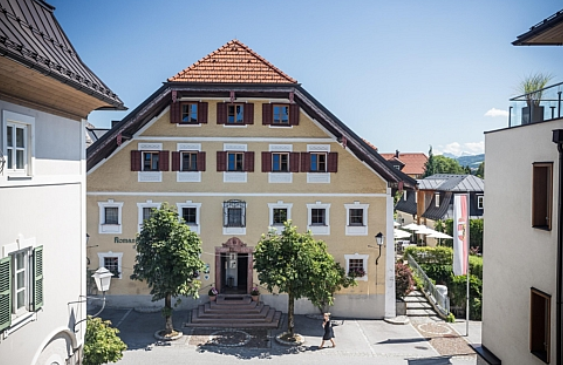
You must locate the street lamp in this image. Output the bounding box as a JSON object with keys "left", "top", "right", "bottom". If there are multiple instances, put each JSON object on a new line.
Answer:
{"left": 70, "top": 267, "right": 114, "bottom": 332}
{"left": 375, "top": 232, "right": 384, "bottom": 265}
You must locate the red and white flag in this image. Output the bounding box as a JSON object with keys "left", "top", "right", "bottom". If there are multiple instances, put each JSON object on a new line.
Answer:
{"left": 453, "top": 194, "right": 469, "bottom": 276}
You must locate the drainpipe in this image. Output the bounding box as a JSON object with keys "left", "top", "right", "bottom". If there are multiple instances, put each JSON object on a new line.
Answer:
{"left": 552, "top": 129, "right": 563, "bottom": 365}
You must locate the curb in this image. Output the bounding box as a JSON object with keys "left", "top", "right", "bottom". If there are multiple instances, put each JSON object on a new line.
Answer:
{"left": 384, "top": 316, "right": 410, "bottom": 325}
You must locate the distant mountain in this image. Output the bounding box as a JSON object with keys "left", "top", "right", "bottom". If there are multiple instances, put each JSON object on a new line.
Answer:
{"left": 456, "top": 154, "right": 484, "bottom": 169}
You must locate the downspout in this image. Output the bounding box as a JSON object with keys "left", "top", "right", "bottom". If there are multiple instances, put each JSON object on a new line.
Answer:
{"left": 552, "top": 129, "right": 563, "bottom": 365}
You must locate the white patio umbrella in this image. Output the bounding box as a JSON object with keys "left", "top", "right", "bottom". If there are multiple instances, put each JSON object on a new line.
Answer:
{"left": 416, "top": 227, "right": 439, "bottom": 235}
{"left": 394, "top": 229, "right": 412, "bottom": 239}
{"left": 393, "top": 221, "right": 401, "bottom": 227}
{"left": 427, "top": 231, "right": 453, "bottom": 246}
{"left": 402, "top": 223, "right": 423, "bottom": 231}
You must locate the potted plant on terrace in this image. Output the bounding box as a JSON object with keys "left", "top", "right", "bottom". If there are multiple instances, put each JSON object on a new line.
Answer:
{"left": 250, "top": 286, "right": 260, "bottom": 302}
{"left": 519, "top": 73, "right": 553, "bottom": 124}
{"left": 208, "top": 287, "right": 218, "bottom": 301}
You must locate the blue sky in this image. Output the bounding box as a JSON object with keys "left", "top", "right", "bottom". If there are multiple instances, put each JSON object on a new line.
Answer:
{"left": 49, "top": 0, "right": 561, "bottom": 156}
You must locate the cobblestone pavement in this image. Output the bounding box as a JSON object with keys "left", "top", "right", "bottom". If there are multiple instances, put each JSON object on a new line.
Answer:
{"left": 98, "top": 308, "right": 479, "bottom": 365}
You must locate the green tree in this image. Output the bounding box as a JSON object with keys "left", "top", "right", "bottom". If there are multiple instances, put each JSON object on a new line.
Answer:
{"left": 84, "top": 317, "right": 127, "bottom": 365}
{"left": 423, "top": 146, "right": 437, "bottom": 177}
{"left": 475, "top": 162, "right": 484, "bottom": 178}
{"left": 433, "top": 155, "right": 466, "bottom": 175}
{"left": 131, "top": 203, "right": 205, "bottom": 335}
{"left": 254, "top": 221, "right": 354, "bottom": 339}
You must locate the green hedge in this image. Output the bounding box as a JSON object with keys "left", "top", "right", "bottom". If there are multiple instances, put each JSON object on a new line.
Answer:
{"left": 404, "top": 246, "right": 483, "bottom": 320}
{"left": 436, "top": 218, "right": 484, "bottom": 252}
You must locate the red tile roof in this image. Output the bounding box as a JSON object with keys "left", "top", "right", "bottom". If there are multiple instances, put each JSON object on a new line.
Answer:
{"left": 380, "top": 153, "right": 428, "bottom": 176}
{"left": 168, "top": 40, "right": 297, "bottom": 84}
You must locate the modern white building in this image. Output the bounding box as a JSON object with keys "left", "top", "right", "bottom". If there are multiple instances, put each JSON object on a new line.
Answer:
{"left": 0, "top": 1, "right": 124, "bottom": 365}
{"left": 479, "top": 9, "right": 563, "bottom": 365}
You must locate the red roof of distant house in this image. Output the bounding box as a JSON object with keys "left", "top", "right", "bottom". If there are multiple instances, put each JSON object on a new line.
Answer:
{"left": 379, "top": 153, "right": 428, "bottom": 176}
{"left": 168, "top": 39, "right": 298, "bottom": 84}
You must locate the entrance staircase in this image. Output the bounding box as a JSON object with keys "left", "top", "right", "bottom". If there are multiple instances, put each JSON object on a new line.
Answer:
{"left": 405, "top": 290, "right": 440, "bottom": 319}
{"left": 186, "top": 294, "right": 282, "bottom": 328}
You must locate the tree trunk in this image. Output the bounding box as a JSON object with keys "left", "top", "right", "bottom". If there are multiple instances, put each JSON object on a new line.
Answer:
{"left": 288, "top": 288, "right": 295, "bottom": 338}
{"left": 165, "top": 292, "right": 173, "bottom": 334}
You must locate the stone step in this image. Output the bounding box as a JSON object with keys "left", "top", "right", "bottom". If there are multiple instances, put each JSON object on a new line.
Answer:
{"left": 188, "top": 309, "right": 281, "bottom": 328}
{"left": 406, "top": 302, "right": 433, "bottom": 310}
{"left": 216, "top": 295, "right": 253, "bottom": 305}
{"left": 205, "top": 302, "right": 264, "bottom": 313}
{"left": 406, "top": 291, "right": 425, "bottom": 297}
{"left": 404, "top": 296, "right": 428, "bottom": 303}
{"left": 197, "top": 304, "right": 270, "bottom": 319}
{"left": 407, "top": 308, "right": 439, "bottom": 317}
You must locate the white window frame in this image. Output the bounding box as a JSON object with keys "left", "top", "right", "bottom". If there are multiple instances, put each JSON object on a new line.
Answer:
{"left": 345, "top": 203, "right": 369, "bottom": 236}
{"left": 177, "top": 143, "right": 202, "bottom": 182}
{"left": 98, "top": 252, "right": 123, "bottom": 279}
{"left": 268, "top": 201, "right": 293, "bottom": 232}
{"left": 345, "top": 253, "right": 369, "bottom": 282}
{"left": 435, "top": 193, "right": 440, "bottom": 207}
{"left": 307, "top": 202, "right": 330, "bottom": 235}
{"left": 137, "top": 201, "right": 161, "bottom": 233}
{"left": 222, "top": 200, "right": 247, "bottom": 236}
{"left": 2, "top": 236, "right": 38, "bottom": 327}
{"left": 138, "top": 143, "right": 162, "bottom": 183}
{"left": 477, "top": 195, "right": 484, "bottom": 209}
{"left": 98, "top": 200, "right": 124, "bottom": 234}
{"left": 2, "top": 111, "right": 35, "bottom": 177}
{"left": 223, "top": 143, "right": 247, "bottom": 183}
{"left": 177, "top": 201, "right": 202, "bottom": 234}
{"left": 307, "top": 144, "right": 330, "bottom": 183}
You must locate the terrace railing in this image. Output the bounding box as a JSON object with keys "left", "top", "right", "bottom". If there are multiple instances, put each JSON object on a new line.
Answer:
{"left": 509, "top": 81, "right": 563, "bottom": 128}
{"left": 407, "top": 253, "right": 450, "bottom": 317}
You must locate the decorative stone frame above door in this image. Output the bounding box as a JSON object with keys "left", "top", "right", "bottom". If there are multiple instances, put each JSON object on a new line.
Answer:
{"left": 215, "top": 237, "right": 254, "bottom": 294}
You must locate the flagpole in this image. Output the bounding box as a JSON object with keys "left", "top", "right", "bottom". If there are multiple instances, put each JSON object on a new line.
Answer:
{"left": 466, "top": 193, "right": 470, "bottom": 337}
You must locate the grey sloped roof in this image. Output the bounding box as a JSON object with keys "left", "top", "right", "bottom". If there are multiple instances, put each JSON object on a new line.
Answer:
{"left": 422, "top": 191, "right": 453, "bottom": 220}
{"left": 0, "top": 0, "right": 124, "bottom": 108}
{"left": 418, "top": 174, "right": 484, "bottom": 192}
{"left": 395, "top": 190, "right": 417, "bottom": 215}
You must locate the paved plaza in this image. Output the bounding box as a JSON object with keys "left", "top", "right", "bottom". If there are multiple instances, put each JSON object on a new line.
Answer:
{"left": 96, "top": 307, "right": 481, "bottom": 365}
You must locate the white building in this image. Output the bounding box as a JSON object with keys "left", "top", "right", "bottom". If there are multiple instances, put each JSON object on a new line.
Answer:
{"left": 0, "top": 1, "right": 124, "bottom": 365}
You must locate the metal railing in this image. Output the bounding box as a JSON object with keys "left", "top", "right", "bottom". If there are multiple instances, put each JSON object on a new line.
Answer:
{"left": 508, "top": 81, "right": 563, "bottom": 128}
{"left": 407, "top": 254, "right": 450, "bottom": 317}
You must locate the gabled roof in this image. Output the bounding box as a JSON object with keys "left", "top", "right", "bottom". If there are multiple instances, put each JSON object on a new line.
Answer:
{"left": 379, "top": 152, "right": 428, "bottom": 176}
{"left": 88, "top": 41, "right": 416, "bottom": 190}
{"left": 513, "top": 9, "right": 563, "bottom": 46}
{"left": 0, "top": 0, "right": 124, "bottom": 108}
{"left": 422, "top": 191, "right": 453, "bottom": 220}
{"left": 418, "top": 174, "right": 484, "bottom": 192}
{"left": 168, "top": 40, "right": 298, "bottom": 84}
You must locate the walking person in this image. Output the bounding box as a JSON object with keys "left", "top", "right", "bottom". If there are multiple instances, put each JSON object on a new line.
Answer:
{"left": 319, "top": 312, "right": 336, "bottom": 348}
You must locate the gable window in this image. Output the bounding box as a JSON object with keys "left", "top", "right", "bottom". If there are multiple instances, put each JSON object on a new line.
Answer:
{"left": 530, "top": 288, "right": 551, "bottom": 363}
{"left": 143, "top": 152, "right": 160, "bottom": 171}
{"left": 345, "top": 203, "right": 369, "bottom": 235}
{"left": 345, "top": 254, "right": 368, "bottom": 282}
{"left": 223, "top": 200, "right": 246, "bottom": 235}
{"left": 3, "top": 111, "right": 34, "bottom": 177}
{"left": 477, "top": 196, "right": 484, "bottom": 209}
{"left": 98, "top": 200, "right": 123, "bottom": 234}
{"left": 273, "top": 105, "right": 289, "bottom": 125}
{"left": 181, "top": 152, "right": 198, "bottom": 171}
{"left": 0, "top": 242, "right": 43, "bottom": 333}
{"left": 272, "top": 153, "right": 289, "bottom": 172}
{"left": 310, "top": 153, "right": 326, "bottom": 172}
{"left": 181, "top": 102, "right": 198, "bottom": 124}
{"left": 228, "top": 104, "right": 244, "bottom": 124}
{"left": 98, "top": 252, "right": 123, "bottom": 279}
{"left": 532, "top": 162, "right": 553, "bottom": 230}
{"left": 177, "top": 201, "right": 201, "bottom": 234}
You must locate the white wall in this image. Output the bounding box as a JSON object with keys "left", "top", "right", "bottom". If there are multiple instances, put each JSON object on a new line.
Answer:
{"left": 0, "top": 100, "right": 85, "bottom": 365}
{"left": 482, "top": 121, "right": 561, "bottom": 365}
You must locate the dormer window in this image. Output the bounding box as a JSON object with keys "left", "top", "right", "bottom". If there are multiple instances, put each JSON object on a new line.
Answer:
{"left": 181, "top": 102, "right": 198, "bottom": 124}
{"left": 273, "top": 105, "right": 289, "bottom": 124}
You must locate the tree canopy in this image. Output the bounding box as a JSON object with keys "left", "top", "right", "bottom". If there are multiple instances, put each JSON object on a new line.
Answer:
{"left": 131, "top": 203, "right": 205, "bottom": 334}
{"left": 84, "top": 317, "right": 127, "bottom": 365}
{"left": 423, "top": 146, "right": 467, "bottom": 176}
{"left": 253, "top": 221, "right": 354, "bottom": 338}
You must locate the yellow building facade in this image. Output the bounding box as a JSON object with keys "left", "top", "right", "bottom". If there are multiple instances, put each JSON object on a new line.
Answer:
{"left": 86, "top": 40, "right": 416, "bottom": 318}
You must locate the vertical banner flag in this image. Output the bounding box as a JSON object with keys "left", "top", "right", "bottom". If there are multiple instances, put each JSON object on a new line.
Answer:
{"left": 453, "top": 194, "right": 469, "bottom": 276}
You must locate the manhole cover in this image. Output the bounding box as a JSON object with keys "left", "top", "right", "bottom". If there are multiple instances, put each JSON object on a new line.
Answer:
{"left": 417, "top": 323, "right": 453, "bottom": 335}
{"left": 209, "top": 330, "right": 251, "bottom": 347}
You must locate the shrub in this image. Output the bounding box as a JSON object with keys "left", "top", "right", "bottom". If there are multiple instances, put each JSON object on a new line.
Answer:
{"left": 395, "top": 262, "right": 414, "bottom": 299}
{"left": 84, "top": 317, "right": 127, "bottom": 365}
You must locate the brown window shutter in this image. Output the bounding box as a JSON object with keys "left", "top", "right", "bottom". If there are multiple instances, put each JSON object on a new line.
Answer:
{"left": 131, "top": 150, "right": 142, "bottom": 171}
{"left": 262, "top": 103, "right": 272, "bottom": 125}
{"left": 198, "top": 152, "right": 206, "bottom": 171}
{"left": 261, "top": 152, "right": 272, "bottom": 172}
{"left": 300, "top": 152, "right": 310, "bottom": 172}
{"left": 328, "top": 152, "right": 338, "bottom": 173}
{"left": 170, "top": 101, "right": 180, "bottom": 123}
{"left": 172, "top": 151, "right": 180, "bottom": 171}
{"left": 217, "top": 102, "right": 227, "bottom": 124}
{"left": 244, "top": 103, "right": 254, "bottom": 125}
{"left": 159, "top": 150, "right": 169, "bottom": 171}
{"left": 245, "top": 152, "right": 255, "bottom": 172}
{"left": 290, "top": 104, "right": 300, "bottom": 126}
{"left": 290, "top": 152, "right": 300, "bottom": 172}
{"left": 217, "top": 151, "right": 227, "bottom": 171}
{"left": 198, "top": 102, "right": 208, "bottom": 124}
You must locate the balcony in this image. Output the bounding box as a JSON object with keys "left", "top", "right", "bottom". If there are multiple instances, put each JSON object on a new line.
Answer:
{"left": 509, "top": 81, "right": 563, "bottom": 128}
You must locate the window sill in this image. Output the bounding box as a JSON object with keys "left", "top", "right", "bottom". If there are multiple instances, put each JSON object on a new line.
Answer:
{"left": 7, "top": 175, "right": 32, "bottom": 181}
{"left": 3, "top": 312, "right": 37, "bottom": 339}
{"left": 224, "top": 124, "right": 248, "bottom": 128}
{"left": 532, "top": 225, "right": 551, "bottom": 231}
{"left": 269, "top": 125, "right": 293, "bottom": 128}
{"left": 177, "top": 123, "right": 201, "bottom": 127}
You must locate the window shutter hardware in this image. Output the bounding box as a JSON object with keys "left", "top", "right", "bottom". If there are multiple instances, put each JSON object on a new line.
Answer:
{"left": 0, "top": 256, "right": 11, "bottom": 332}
